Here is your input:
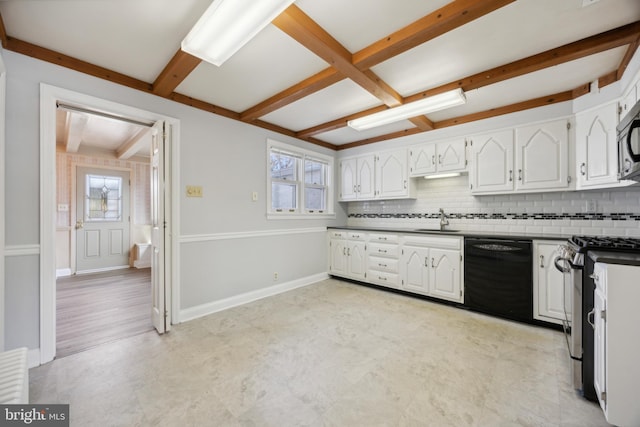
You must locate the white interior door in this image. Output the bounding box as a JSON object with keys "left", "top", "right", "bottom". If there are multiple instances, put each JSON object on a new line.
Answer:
{"left": 75, "top": 167, "right": 130, "bottom": 273}
{"left": 151, "top": 121, "right": 168, "bottom": 334}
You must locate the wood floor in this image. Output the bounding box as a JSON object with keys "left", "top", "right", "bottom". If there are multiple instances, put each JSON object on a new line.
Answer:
{"left": 56, "top": 268, "right": 153, "bottom": 358}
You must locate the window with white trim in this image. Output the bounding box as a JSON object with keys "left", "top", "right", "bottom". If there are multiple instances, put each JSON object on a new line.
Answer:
{"left": 267, "top": 140, "right": 334, "bottom": 218}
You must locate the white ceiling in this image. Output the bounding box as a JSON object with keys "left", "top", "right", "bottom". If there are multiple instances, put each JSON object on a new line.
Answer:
{"left": 2, "top": 0, "right": 640, "bottom": 149}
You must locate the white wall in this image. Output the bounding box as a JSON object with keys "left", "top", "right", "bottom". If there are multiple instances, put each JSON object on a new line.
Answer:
{"left": 2, "top": 49, "right": 347, "bottom": 353}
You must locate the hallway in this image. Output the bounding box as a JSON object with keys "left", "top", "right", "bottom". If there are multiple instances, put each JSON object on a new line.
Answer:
{"left": 56, "top": 268, "right": 153, "bottom": 358}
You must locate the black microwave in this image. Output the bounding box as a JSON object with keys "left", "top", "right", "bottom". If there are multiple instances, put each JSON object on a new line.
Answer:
{"left": 618, "top": 99, "right": 640, "bottom": 181}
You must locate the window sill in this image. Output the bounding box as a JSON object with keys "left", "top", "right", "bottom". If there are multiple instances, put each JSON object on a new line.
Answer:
{"left": 267, "top": 213, "right": 336, "bottom": 220}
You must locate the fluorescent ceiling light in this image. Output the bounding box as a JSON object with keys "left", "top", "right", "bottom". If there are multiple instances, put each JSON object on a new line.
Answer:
{"left": 182, "top": 0, "right": 296, "bottom": 66}
{"left": 348, "top": 88, "right": 466, "bottom": 131}
{"left": 423, "top": 172, "right": 461, "bottom": 180}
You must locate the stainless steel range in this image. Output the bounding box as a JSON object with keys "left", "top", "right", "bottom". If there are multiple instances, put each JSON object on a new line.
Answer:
{"left": 555, "top": 236, "right": 640, "bottom": 401}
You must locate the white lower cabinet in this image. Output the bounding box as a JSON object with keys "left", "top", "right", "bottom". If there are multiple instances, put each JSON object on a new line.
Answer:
{"left": 400, "top": 235, "right": 463, "bottom": 303}
{"left": 533, "top": 240, "right": 570, "bottom": 325}
{"left": 328, "top": 230, "right": 463, "bottom": 304}
{"left": 328, "top": 230, "right": 366, "bottom": 281}
{"left": 592, "top": 262, "right": 640, "bottom": 427}
{"left": 367, "top": 233, "right": 400, "bottom": 288}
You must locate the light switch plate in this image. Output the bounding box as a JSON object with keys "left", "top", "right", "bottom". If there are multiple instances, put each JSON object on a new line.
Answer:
{"left": 57, "top": 204, "right": 69, "bottom": 212}
{"left": 252, "top": 191, "right": 258, "bottom": 201}
{"left": 186, "top": 185, "right": 203, "bottom": 197}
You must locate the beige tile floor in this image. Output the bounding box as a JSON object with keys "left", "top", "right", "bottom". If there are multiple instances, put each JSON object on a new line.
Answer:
{"left": 30, "top": 279, "right": 610, "bottom": 426}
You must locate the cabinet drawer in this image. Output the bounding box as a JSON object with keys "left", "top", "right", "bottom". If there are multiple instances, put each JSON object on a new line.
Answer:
{"left": 348, "top": 232, "right": 366, "bottom": 241}
{"left": 328, "top": 230, "right": 347, "bottom": 239}
{"left": 369, "top": 233, "right": 399, "bottom": 244}
{"left": 401, "top": 234, "right": 461, "bottom": 250}
{"left": 368, "top": 242, "right": 399, "bottom": 258}
{"left": 369, "top": 271, "right": 399, "bottom": 288}
{"left": 368, "top": 256, "right": 398, "bottom": 273}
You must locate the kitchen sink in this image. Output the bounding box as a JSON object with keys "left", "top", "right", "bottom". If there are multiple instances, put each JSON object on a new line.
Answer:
{"left": 414, "top": 229, "right": 461, "bottom": 232}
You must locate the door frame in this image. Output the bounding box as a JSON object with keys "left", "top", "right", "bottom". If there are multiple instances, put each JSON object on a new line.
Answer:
{"left": 72, "top": 164, "right": 134, "bottom": 275}
{"left": 40, "top": 84, "right": 181, "bottom": 364}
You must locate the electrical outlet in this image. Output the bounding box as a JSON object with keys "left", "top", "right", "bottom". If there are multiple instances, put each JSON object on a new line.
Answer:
{"left": 186, "top": 185, "right": 203, "bottom": 197}
{"left": 585, "top": 200, "right": 597, "bottom": 213}
{"left": 273, "top": 272, "right": 278, "bottom": 281}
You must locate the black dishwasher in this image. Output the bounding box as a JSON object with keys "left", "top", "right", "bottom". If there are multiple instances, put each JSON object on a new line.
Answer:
{"left": 464, "top": 238, "right": 533, "bottom": 322}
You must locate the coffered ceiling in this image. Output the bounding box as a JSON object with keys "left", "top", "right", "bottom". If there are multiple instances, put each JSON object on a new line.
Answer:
{"left": 1, "top": 0, "right": 639, "bottom": 151}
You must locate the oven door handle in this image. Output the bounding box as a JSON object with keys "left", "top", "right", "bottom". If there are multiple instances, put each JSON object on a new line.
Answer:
{"left": 554, "top": 256, "right": 571, "bottom": 273}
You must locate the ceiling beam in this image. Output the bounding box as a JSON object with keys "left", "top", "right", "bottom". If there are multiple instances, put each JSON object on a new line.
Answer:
{"left": 353, "top": 0, "right": 517, "bottom": 70}
{"left": 240, "top": 68, "right": 342, "bottom": 122}
{"left": 404, "top": 20, "right": 640, "bottom": 104}
{"left": 4, "top": 36, "right": 153, "bottom": 93}
{"left": 272, "top": 5, "right": 433, "bottom": 131}
{"left": 242, "top": 0, "right": 514, "bottom": 121}
{"left": 297, "top": 105, "right": 389, "bottom": 138}
{"left": 272, "top": 5, "right": 403, "bottom": 107}
{"left": 152, "top": 49, "right": 202, "bottom": 97}
{"left": 599, "top": 36, "right": 640, "bottom": 88}
{"left": 0, "top": 11, "right": 8, "bottom": 47}
{"left": 116, "top": 127, "right": 150, "bottom": 159}
{"left": 308, "top": 21, "right": 640, "bottom": 138}
{"left": 65, "top": 113, "right": 89, "bottom": 153}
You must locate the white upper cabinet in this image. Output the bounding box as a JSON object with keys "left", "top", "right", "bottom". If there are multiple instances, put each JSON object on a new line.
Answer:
{"left": 575, "top": 102, "right": 621, "bottom": 189}
{"left": 409, "top": 138, "right": 466, "bottom": 177}
{"left": 339, "top": 155, "right": 375, "bottom": 201}
{"left": 409, "top": 143, "right": 436, "bottom": 176}
{"left": 515, "top": 119, "right": 570, "bottom": 191}
{"left": 376, "top": 149, "right": 410, "bottom": 198}
{"left": 470, "top": 119, "right": 571, "bottom": 194}
{"left": 469, "top": 130, "right": 515, "bottom": 193}
{"left": 339, "top": 149, "right": 413, "bottom": 201}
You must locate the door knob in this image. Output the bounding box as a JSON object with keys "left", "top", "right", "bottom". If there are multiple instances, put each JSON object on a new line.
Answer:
{"left": 75, "top": 220, "right": 84, "bottom": 229}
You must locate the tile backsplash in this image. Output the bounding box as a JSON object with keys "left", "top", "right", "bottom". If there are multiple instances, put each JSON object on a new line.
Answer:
{"left": 346, "top": 175, "right": 640, "bottom": 237}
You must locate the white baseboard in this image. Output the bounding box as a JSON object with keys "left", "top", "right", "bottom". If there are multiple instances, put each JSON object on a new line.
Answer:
{"left": 28, "top": 348, "right": 40, "bottom": 368}
{"left": 75, "top": 265, "right": 129, "bottom": 275}
{"left": 56, "top": 268, "right": 71, "bottom": 278}
{"left": 179, "top": 273, "right": 328, "bottom": 323}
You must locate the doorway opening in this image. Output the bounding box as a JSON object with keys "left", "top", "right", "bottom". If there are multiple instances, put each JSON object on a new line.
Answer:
{"left": 40, "top": 84, "right": 178, "bottom": 364}
{"left": 55, "top": 108, "right": 154, "bottom": 357}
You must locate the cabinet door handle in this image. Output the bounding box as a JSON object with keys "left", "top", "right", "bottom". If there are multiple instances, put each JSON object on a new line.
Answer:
{"left": 347, "top": 248, "right": 350, "bottom": 256}
{"left": 358, "top": 185, "right": 361, "bottom": 192}
{"left": 509, "top": 170, "right": 513, "bottom": 182}
{"left": 589, "top": 273, "right": 599, "bottom": 282}
{"left": 518, "top": 169, "right": 523, "bottom": 181}
{"left": 438, "top": 154, "right": 442, "bottom": 165}
{"left": 404, "top": 180, "right": 407, "bottom": 189}
{"left": 587, "top": 308, "right": 596, "bottom": 330}
{"left": 432, "top": 155, "right": 435, "bottom": 165}
{"left": 353, "top": 185, "right": 357, "bottom": 193}
{"left": 379, "top": 263, "right": 387, "bottom": 268}
{"left": 425, "top": 257, "right": 428, "bottom": 267}
{"left": 378, "top": 249, "right": 387, "bottom": 253}
{"left": 378, "top": 276, "right": 387, "bottom": 281}
{"left": 343, "top": 247, "right": 346, "bottom": 256}
{"left": 540, "top": 255, "right": 545, "bottom": 268}
{"left": 431, "top": 258, "right": 435, "bottom": 268}
{"left": 580, "top": 162, "right": 586, "bottom": 176}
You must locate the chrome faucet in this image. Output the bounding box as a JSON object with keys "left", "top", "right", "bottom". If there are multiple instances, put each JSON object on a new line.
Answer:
{"left": 439, "top": 208, "right": 449, "bottom": 231}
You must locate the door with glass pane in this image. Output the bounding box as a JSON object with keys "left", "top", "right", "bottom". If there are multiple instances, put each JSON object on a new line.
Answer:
{"left": 75, "top": 167, "right": 130, "bottom": 273}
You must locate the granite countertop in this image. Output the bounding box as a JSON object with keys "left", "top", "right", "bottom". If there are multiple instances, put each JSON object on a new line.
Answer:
{"left": 588, "top": 251, "right": 640, "bottom": 267}
{"left": 327, "top": 226, "right": 572, "bottom": 241}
